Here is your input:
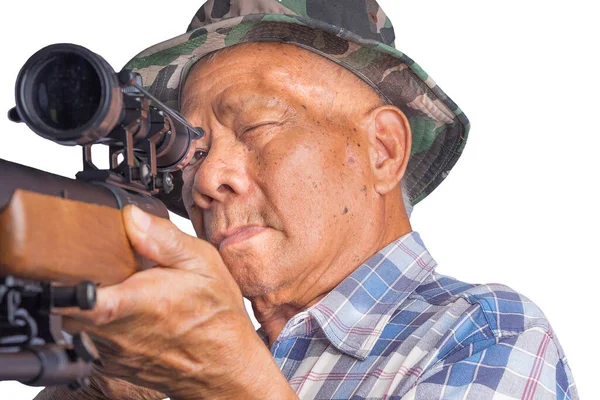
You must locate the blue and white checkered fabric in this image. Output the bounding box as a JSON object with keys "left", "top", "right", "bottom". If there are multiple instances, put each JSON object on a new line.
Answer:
{"left": 258, "top": 231, "right": 578, "bottom": 399}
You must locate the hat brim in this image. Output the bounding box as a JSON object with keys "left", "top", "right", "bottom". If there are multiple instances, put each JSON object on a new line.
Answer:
{"left": 125, "top": 14, "right": 470, "bottom": 220}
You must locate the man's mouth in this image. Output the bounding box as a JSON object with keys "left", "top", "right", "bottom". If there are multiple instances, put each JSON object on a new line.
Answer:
{"left": 215, "top": 225, "right": 269, "bottom": 250}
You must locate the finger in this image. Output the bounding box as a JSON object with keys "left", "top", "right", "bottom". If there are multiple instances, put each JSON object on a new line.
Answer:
{"left": 61, "top": 315, "right": 95, "bottom": 335}
{"left": 54, "top": 283, "right": 130, "bottom": 325}
{"left": 123, "top": 205, "right": 217, "bottom": 271}
{"left": 62, "top": 316, "right": 119, "bottom": 347}
{"left": 56, "top": 267, "right": 193, "bottom": 325}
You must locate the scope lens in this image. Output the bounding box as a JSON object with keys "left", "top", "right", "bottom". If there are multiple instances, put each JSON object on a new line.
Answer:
{"left": 33, "top": 54, "right": 101, "bottom": 130}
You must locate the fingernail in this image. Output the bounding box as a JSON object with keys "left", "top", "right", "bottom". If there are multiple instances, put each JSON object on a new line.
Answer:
{"left": 130, "top": 206, "right": 151, "bottom": 233}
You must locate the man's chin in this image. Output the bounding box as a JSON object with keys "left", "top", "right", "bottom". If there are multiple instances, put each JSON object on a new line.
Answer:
{"left": 217, "top": 230, "right": 293, "bottom": 297}
{"left": 223, "top": 258, "right": 289, "bottom": 298}
{"left": 234, "top": 272, "right": 286, "bottom": 298}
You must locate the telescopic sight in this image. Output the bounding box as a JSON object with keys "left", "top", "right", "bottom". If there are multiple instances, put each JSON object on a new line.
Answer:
{"left": 33, "top": 54, "right": 102, "bottom": 131}
{"left": 14, "top": 43, "right": 122, "bottom": 145}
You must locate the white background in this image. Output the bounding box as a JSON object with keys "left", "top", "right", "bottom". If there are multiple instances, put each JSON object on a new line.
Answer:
{"left": 1, "top": 1, "right": 597, "bottom": 398}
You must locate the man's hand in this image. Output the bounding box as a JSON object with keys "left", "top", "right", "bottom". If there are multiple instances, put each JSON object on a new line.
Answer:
{"left": 60, "top": 205, "right": 296, "bottom": 400}
{"left": 34, "top": 370, "right": 166, "bottom": 400}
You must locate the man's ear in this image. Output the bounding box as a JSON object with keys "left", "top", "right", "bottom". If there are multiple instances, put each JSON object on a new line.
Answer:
{"left": 365, "top": 106, "right": 412, "bottom": 195}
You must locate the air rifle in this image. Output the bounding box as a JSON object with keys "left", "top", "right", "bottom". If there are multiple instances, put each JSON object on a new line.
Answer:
{"left": 0, "top": 43, "right": 203, "bottom": 388}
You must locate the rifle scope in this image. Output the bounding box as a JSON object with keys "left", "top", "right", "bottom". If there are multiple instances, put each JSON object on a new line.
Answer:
{"left": 9, "top": 43, "right": 203, "bottom": 173}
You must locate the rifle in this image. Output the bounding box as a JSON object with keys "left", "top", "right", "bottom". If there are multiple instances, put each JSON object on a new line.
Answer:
{"left": 0, "top": 43, "right": 203, "bottom": 388}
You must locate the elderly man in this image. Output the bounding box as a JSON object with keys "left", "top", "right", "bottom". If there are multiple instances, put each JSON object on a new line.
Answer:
{"left": 36, "top": 0, "right": 577, "bottom": 399}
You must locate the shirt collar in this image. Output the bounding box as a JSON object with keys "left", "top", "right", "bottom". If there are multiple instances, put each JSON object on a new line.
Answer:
{"left": 307, "top": 231, "right": 437, "bottom": 360}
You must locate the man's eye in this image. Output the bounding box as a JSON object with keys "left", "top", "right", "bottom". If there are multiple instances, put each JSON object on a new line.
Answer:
{"left": 186, "top": 150, "right": 208, "bottom": 167}
{"left": 241, "top": 122, "right": 277, "bottom": 136}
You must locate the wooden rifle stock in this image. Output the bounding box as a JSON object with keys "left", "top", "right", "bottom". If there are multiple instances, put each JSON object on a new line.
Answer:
{"left": 0, "top": 159, "right": 170, "bottom": 286}
{"left": 1, "top": 189, "right": 139, "bottom": 285}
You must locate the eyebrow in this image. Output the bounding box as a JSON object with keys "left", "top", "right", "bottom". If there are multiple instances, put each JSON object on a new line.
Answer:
{"left": 217, "top": 93, "right": 293, "bottom": 115}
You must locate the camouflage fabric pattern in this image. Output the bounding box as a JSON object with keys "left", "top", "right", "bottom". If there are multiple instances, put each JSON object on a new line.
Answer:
{"left": 125, "top": 0, "right": 470, "bottom": 219}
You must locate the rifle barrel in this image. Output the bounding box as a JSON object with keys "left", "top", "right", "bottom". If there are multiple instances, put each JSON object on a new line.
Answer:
{"left": 0, "top": 346, "right": 93, "bottom": 386}
{"left": 0, "top": 351, "right": 41, "bottom": 382}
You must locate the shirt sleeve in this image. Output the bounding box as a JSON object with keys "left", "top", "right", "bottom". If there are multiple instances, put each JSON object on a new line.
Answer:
{"left": 398, "top": 327, "right": 578, "bottom": 400}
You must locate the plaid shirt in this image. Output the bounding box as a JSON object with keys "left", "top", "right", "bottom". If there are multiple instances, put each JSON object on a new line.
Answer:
{"left": 258, "top": 231, "right": 578, "bottom": 399}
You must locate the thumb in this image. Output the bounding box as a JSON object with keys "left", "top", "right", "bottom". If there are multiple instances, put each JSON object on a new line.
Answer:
{"left": 122, "top": 205, "right": 216, "bottom": 271}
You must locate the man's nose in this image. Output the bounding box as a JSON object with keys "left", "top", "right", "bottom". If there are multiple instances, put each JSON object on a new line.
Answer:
{"left": 192, "top": 137, "right": 250, "bottom": 208}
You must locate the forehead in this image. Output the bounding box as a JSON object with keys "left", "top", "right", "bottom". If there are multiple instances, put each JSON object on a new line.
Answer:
{"left": 180, "top": 42, "right": 349, "bottom": 115}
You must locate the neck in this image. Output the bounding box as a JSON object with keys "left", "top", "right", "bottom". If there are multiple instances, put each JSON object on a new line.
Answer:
{"left": 250, "top": 197, "right": 412, "bottom": 346}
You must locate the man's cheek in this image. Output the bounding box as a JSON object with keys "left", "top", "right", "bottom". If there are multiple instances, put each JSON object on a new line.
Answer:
{"left": 264, "top": 147, "right": 334, "bottom": 229}
{"left": 180, "top": 172, "right": 207, "bottom": 240}
{"left": 181, "top": 169, "right": 195, "bottom": 206}
{"left": 191, "top": 212, "right": 208, "bottom": 241}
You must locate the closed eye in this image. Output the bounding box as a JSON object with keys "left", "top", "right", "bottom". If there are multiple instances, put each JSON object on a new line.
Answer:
{"left": 240, "top": 122, "right": 278, "bottom": 136}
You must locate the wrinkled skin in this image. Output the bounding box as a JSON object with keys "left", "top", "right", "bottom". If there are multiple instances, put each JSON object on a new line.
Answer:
{"left": 180, "top": 42, "right": 412, "bottom": 343}
{"left": 35, "top": 371, "right": 165, "bottom": 400}
{"left": 36, "top": 42, "right": 412, "bottom": 400}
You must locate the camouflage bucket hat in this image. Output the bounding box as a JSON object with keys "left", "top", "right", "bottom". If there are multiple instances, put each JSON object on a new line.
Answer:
{"left": 125, "top": 0, "right": 470, "bottom": 219}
